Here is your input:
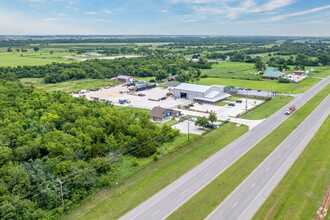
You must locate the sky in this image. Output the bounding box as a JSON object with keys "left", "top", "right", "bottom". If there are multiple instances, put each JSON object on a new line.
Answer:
{"left": 0, "top": 0, "right": 330, "bottom": 36}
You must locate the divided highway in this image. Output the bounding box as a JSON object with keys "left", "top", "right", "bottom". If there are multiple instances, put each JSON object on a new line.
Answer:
{"left": 120, "top": 76, "right": 330, "bottom": 220}
{"left": 206, "top": 94, "right": 330, "bottom": 220}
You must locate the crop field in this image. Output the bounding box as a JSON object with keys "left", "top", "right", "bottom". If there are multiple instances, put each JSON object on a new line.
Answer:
{"left": 197, "top": 77, "right": 321, "bottom": 94}
{"left": 20, "top": 78, "right": 120, "bottom": 92}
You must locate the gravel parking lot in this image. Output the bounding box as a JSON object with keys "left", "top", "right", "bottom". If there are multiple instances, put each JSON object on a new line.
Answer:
{"left": 81, "top": 85, "right": 191, "bottom": 110}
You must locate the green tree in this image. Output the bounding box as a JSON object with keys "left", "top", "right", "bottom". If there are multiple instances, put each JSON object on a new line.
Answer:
{"left": 208, "top": 111, "right": 217, "bottom": 125}
{"left": 33, "top": 47, "right": 39, "bottom": 52}
{"left": 195, "top": 116, "right": 209, "bottom": 129}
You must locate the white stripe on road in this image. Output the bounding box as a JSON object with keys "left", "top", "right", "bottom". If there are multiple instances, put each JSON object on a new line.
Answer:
{"left": 152, "top": 209, "right": 161, "bottom": 217}
{"left": 232, "top": 202, "right": 238, "bottom": 208}
{"left": 180, "top": 189, "right": 188, "bottom": 195}
{"left": 265, "top": 167, "right": 269, "bottom": 172}
{"left": 251, "top": 182, "right": 255, "bottom": 188}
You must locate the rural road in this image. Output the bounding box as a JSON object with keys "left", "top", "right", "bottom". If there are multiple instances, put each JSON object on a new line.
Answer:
{"left": 119, "top": 76, "right": 330, "bottom": 220}
{"left": 206, "top": 94, "right": 330, "bottom": 220}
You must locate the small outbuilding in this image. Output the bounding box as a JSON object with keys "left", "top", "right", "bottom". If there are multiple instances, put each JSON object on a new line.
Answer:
{"left": 116, "top": 75, "right": 135, "bottom": 83}
{"left": 262, "top": 67, "right": 285, "bottom": 79}
{"left": 149, "top": 107, "right": 180, "bottom": 122}
{"left": 293, "top": 71, "right": 305, "bottom": 75}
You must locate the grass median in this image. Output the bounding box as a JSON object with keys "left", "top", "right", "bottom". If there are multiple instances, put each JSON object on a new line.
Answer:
{"left": 167, "top": 84, "right": 329, "bottom": 220}
{"left": 63, "top": 122, "right": 248, "bottom": 220}
{"left": 253, "top": 115, "right": 330, "bottom": 220}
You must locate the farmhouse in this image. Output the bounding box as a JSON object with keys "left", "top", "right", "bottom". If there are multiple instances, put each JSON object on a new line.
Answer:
{"left": 149, "top": 107, "right": 180, "bottom": 122}
{"left": 172, "top": 83, "right": 231, "bottom": 104}
{"left": 262, "top": 67, "right": 285, "bottom": 79}
{"left": 116, "top": 75, "right": 135, "bottom": 83}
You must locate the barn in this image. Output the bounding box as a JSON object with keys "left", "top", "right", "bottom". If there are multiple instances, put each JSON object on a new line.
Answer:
{"left": 172, "top": 83, "right": 230, "bottom": 104}
{"left": 116, "top": 75, "right": 135, "bottom": 83}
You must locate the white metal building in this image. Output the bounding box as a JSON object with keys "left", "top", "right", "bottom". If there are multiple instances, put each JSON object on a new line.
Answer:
{"left": 172, "top": 83, "right": 230, "bottom": 104}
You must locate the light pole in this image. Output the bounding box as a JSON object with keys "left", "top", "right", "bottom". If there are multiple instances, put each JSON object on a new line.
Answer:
{"left": 57, "top": 179, "right": 64, "bottom": 209}
{"left": 246, "top": 90, "right": 248, "bottom": 113}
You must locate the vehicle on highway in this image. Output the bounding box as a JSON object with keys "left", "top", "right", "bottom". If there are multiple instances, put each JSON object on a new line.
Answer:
{"left": 285, "top": 105, "right": 296, "bottom": 115}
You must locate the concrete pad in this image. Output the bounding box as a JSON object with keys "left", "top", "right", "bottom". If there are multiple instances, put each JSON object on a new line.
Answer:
{"left": 172, "top": 121, "right": 206, "bottom": 135}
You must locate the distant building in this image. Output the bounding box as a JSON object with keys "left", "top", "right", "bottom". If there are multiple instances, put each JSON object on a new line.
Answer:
{"left": 262, "top": 67, "right": 285, "bottom": 79}
{"left": 293, "top": 71, "right": 305, "bottom": 75}
{"left": 85, "top": 52, "right": 101, "bottom": 56}
{"left": 149, "top": 107, "right": 180, "bottom": 122}
{"left": 167, "top": 75, "right": 177, "bottom": 81}
{"left": 116, "top": 75, "right": 135, "bottom": 83}
{"left": 172, "top": 83, "right": 231, "bottom": 104}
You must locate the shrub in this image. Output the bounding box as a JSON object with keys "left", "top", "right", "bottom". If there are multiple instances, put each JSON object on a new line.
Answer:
{"left": 149, "top": 79, "right": 155, "bottom": 83}
{"left": 278, "top": 78, "right": 291, "bottom": 83}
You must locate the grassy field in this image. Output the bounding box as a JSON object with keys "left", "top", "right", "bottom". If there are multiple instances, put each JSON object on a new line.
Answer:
{"left": 201, "top": 62, "right": 257, "bottom": 78}
{"left": 20, "top": 78, "right": 120, "bottom": 92}
{"left": 240, "top": 96, "right": 294, "bottom": 119}
{"left": 197, "top": 77, "right": 321, "bottom": 94}
{"left": 253, "top": 115, "right": 330, "bottom": 220}
{"left": 167, "top": 84, "right": 330, "bottom": 220}
{"left": 0, "top": 52, "right": 71, "bottom": 67}
{"left": 63, "top": 123, "right": 248, "bottom": 220}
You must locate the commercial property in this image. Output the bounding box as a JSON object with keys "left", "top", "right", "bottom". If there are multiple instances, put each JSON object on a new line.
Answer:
{"left": 172, "top": 83, "right": 230, "bottom": 104}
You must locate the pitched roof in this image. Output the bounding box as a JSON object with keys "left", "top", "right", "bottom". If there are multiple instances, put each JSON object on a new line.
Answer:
{"left": 117, "top": 75, "right": 133, "bottom": 80}
{"left": 175, "top": 83, "right": 211, "bottom": 93}
{"left": 263, "top": 67, "right": 285, "bottom": 78}
{"left": 149, "top": 107, "right": 179, "bottom": 119}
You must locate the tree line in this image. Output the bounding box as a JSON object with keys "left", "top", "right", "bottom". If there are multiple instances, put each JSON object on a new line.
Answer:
{"left": 0, "top": 79, "right": 180, "bottom": 219}
{"left": 0, "top": 56, "right": 212, "bottom": 83}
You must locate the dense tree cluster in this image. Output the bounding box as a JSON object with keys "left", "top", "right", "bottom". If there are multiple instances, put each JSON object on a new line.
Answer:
{"left": 0, "top": 56, "right": 211, "bottom": 83}
{"left": 0, "top": 79, "right": 179, "bottom": 218}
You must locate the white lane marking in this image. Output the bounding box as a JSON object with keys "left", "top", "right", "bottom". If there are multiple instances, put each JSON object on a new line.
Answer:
{"left": 204, "top": 173, "right": 210, "bottom": 178}
{"left": 287, "top": 144, "right": 291, "bottom": 148}
{"left": 277, "top": 155, "right": 281, "bottom": 159}
{"left": 222, "top": 159, "right": 227, "bottom": 164}
{"left": 152, "top": 209, "right": 161, "bottom": 217}
{"left": 251, "top": 182, "right": 255, "bottom": 188}
{"left": 232, "top": 202, "right": 238, "bottom": 208}
{"left": 180, "top": 189, "right": 188, "bottom": 195}
{"left": 265, "top": 167, "right": 269, "bottom": 172}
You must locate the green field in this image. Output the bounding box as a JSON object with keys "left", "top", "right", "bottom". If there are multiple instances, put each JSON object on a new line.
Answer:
{"left": 253, "top": 116, "right": 330, "bottom": 220}
{"left": 197, "top": 77, "right": 321, "bottom": 94}
{"left": 167, "top": 84, "right": 330, "bottom": 220}
{"left": 201, "top": 62, "right": 258, "bottom": 79}
{"left": 20, "top": 78, "right": 120, "bottom": 92}
{"left": 0, "top": 52, "right": 71, "bottom": 67}
{"left": 240, "top": 96, "right": 294, "bottom": 119}
{"left": 63, "top": 123, "right": 248, "bottom": 220}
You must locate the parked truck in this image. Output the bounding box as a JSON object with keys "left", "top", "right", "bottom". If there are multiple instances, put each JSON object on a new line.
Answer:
{"left": 285, "top": 105, "right": 296, "bottom": 115}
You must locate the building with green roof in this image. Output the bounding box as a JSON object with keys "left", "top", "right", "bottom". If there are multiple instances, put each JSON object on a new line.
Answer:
{"left": 262, "top": 67, "right": 285, "bottom": 80}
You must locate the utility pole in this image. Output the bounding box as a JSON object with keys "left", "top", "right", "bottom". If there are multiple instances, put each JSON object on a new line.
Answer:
{"left": 188, "top": 121, "right": 190, "bottom": 142}
{"left": 246, "top": 90, "right": 248, "bottom": 113}
{"left": 57, "top": 179, "right": 64, "bottom": 209}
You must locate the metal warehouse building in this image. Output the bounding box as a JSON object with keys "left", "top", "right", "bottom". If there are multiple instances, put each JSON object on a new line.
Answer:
{"left": 172, "top": 83, "right": 231, "bottom": 104}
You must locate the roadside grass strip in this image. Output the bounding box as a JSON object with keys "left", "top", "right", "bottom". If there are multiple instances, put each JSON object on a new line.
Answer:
{"left": 166, "top": 84, "right": 329, "bottom": 220}
{"left": 63, "top": 123, "right": 248, "bottom": 220}
{"left": 240, "top": 96, "right": 294, "bottom": 120}
{"left": 253, "top": 115, "right": 330, "bottom": 220}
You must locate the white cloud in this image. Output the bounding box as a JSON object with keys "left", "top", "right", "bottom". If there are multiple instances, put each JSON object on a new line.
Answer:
{"left": 103, "top": 8, "right": 112, "bottom": 14}
{"left": 161, "top": 10, "right": 168, "bottom": 13}
{"left": 0, "top": 10, "right": 90, "bottom": 35}
{"left": 268, "top": 4, "right": 330, "bottom": 21}
{"left": 85, "top": 11, "right": 97, "bottom": 15}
